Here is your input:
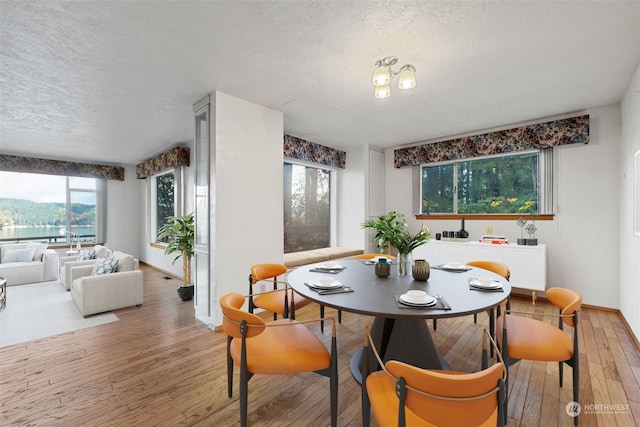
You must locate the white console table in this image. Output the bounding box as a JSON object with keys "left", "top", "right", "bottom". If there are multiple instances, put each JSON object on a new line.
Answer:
{"left": 413, "top": 240, "right": 546, "bottom": 303}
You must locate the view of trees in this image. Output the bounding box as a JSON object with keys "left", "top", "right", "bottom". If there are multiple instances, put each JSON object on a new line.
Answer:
{"left": 0, "top": 198, "right": 96, "bottom": 227}
{"left": 284, "top": 163, "right": 330, "bottom": 253}
{"left": 422, "top": 153, "right": 538, "bottom": 214}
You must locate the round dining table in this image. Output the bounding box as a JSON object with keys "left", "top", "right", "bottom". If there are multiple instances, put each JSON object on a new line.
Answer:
{"left": 287, "top": 259, "right": 511, "bottom": 382}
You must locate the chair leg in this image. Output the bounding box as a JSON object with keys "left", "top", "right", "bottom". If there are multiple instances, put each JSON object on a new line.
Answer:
{"left": 338, "top": 309, "right": 342, "bottom": 324}
{"left": 473, "top": 313, "right": 477, "bottom": 323}
{"left": 240, "top": 367, "right": 249, "bottom": 427}
{"left": 320, "top": 305, "right": 325, "bottom": 333}
{"left": 573, "top": 361, "right": 579, "bottom": 426}
{"left": 330, "top": 336, "right": 338, "bottom": 427}
{"left": 226, "top": 336, "right": 233, "bottom": 398}
{"left": 432, "top": 318, "right": 437, "bottom": 330}
{"left": 559, "top": 361, "right": 564, "bottom": 387}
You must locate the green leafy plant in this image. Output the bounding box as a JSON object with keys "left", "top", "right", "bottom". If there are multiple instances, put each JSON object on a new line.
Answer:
{"left": 362, "top": 211, "right": 430, "bottom": 255}
{"left": 157, "top": 212, "right": 194, "bottom": 286}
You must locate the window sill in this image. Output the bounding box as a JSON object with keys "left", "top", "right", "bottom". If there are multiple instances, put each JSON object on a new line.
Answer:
{"left": 150, "top": 242, "right": 168, "bottom": 250}
{"left": 415, "top": 214, "right": 555, "bottom": 221}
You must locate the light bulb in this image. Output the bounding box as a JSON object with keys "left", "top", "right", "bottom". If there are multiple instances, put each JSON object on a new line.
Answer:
{"left": 398, "top": 66, "right": 416, "bottom": 90}
{"left": 374, "top": 85, "right": 391, "bottom": 99}
{"left": 372, "top": 65, "right": 390, "bottom": 86}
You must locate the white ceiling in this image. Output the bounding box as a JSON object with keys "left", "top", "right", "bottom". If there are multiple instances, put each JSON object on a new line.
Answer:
{"left": 1, "top": 1, "right": 639, "bottom": 165}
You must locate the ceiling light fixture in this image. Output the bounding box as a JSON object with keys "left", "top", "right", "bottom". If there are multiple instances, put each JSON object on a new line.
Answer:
{"left": 372, "top": 56, "right": 416, "bottom": 99}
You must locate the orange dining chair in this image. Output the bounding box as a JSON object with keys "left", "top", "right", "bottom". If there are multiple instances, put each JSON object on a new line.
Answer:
{"left": 248, "top": 263, "right": 311, "bottom": 320}
{"left": 433, "top": 260, "right": 510, "bottom": 341}
{"left": 497, "top": 287, "right": 582, "bottom": 425}
{"left": 363, "top": 326, "right": 506, "bottom": 427}
{"left": 220, "top": 292, "right": 338, "bottom": 427}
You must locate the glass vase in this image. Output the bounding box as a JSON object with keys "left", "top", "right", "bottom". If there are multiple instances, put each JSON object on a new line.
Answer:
{"left": 397, "top": 253, "right": 412, "bottom": 276}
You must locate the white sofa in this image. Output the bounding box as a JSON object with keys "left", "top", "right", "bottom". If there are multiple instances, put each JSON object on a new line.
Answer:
{"left": 70, "top": 251, "right": 144, "bottom": 316}
{"left": 59, "top": 245, "right": 111, "bottom": 291}
{"left": 0, "top": 243, "right": 59, "bottom": 285}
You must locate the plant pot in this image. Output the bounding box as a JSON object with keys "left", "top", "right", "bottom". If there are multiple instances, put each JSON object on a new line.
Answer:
{"left": 177, "top": 285, "right": 194, "bottom": 301}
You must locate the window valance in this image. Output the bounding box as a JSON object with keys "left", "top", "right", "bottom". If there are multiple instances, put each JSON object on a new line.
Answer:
{"left": 136, "top": 146, "right": 190, "bottom": 179}
{"left": 0, "top": 154, "right": 125, "bottom": 180}
{"left": 394, "top": 115, "right": 589, "bottom": 168}
{"left": 284, "top": 134, "right": 346, "bottom": 169}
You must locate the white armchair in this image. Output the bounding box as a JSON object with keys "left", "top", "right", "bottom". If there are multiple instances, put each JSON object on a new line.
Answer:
{"left": 60, "top": 245, "right": 112, "bottom": 291}
{"left": 70, "top": 251, "right": 143, "bottom": 317}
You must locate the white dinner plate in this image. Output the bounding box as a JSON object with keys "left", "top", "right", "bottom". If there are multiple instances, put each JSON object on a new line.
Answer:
{"left": 442, "top": 262, "right": 468, "bottom": 271}
{"left": 469, "top": 278, "right": 502, "bottom": 289}
{"left": 308, "top": 277, "right": 343, "bottom": 290}
{"left": 398, "top": 293, "right": 437, "bottom": 307}
{"left": 317, "top": 263, "right": 343, "bottom": 270}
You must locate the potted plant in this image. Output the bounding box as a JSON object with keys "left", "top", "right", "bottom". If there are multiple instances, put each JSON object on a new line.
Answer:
{"left": 362, "top": 211, "right": 430, "bottom": 275}
{"left": 158, "top": 212, "right": 195, "bottom": 301}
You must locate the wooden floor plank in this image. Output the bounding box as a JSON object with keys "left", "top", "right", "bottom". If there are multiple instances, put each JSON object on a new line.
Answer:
{"left": 0, "top": 264, "right": 638, "bottom": 426}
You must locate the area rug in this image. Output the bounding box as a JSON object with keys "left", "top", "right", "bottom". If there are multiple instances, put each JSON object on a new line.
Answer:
{"left": 0, "top": 281, "right": 118, "bottom": 348}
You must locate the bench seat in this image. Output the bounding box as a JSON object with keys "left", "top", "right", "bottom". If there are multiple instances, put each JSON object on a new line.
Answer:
{"left": 284, "top": 247, "right": 364, "bottom": 268}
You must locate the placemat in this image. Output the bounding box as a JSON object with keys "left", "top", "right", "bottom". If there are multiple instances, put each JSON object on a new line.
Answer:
{"left": 309, "top": 266, "right": 347, "bottom": 274}
{"left": 394, "top": 295, "right": 451, "bottom": 310}
{"left": 431, "top": 264, "right": 471, "bottom": 272}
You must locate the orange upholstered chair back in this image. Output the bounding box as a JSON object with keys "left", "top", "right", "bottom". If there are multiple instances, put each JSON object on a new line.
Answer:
{"left": 386, "top": 360, "right": 505, "bottom": 426}
{"left": 220, "top": 292, "right": 266, "bottom": 339}
{"left": 250, "top": 263, "right": 287, "bottom": 284}
{"left": 466, "top": 260, "right": 511, "bottom": 281}
{"left": 547, "top": 287, "right": 582, "bottom": 327}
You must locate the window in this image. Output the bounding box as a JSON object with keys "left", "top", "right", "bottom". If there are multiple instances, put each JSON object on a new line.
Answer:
{"left": 0, "top": 171, "right": 103, "bottom": 244}
{"left": 419, "top": 150, "right": 551, "bottom": 215}
{"left": 284, "top": 163, "right": 331, "bottom": 253}
{"left": 152, "top": 170, "right": 176, "bottom": 243}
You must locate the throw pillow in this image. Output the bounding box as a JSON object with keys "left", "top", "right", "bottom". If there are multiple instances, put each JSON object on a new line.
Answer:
{"left": 93, "top": 245, "right": 109, "bottom": 259}
{"left": 26, "top": 242, "right": 48, "bottom": 261}
{"left": 112, "top": 251, "right": 135, "bottom": 272}
{"left": 93, "top": 258, "right": 119, "bottom": 275}
{"left": 1, "top": 247, "right": 37, "bottom": 263}
{"left": 78, "top": 249, "right": 96, "bottom": 260}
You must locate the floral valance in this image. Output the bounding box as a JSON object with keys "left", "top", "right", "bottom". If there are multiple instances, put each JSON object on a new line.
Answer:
{"left": 394, "top": 115, "right": 590, "bottom": 168}
{"left": 136, "top": 146, "right": 190, "bottom": 179}
{"left": 0, "top": 154, "right": 125, "bottom": 180}
{"left": 284, "top": 134, "right": 346, "bottom": 169}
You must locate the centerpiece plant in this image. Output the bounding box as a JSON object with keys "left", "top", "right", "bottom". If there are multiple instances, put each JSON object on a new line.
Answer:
{"left": 158, "top": 212, "right": 195, "bottom": 300}
{"left": 362, "top": 211, "right": 430, "bottom": 275}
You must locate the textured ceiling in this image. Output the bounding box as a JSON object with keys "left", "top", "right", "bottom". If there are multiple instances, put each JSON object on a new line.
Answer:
{"left": 1, "top": 1, "right": 639, "bottom": 165}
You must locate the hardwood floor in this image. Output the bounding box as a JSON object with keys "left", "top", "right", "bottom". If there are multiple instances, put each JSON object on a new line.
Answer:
{"left": 1, "top": 264, "right": 638, "bottom": 426}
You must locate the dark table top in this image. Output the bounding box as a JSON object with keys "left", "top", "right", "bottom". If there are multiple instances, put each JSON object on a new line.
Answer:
{"left": 287, "top": 259, "right": 511, "bottom": 319}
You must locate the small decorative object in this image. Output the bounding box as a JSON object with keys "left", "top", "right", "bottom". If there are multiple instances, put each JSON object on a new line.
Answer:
{"left": 412, "top": 259, "right": 430, "bottom": 281}
{"left": 516, "top": 217, "right": 527, "bottom": 245}
{"left": 458, "top": 216, "right": 469, "bottom": 238}
{"left": 397, "top": 253, "right": 412, "bottom": 276}
{"left": 525, "top": 221, "right": 538, "bottom": 246}
{"left": 374, "top": 258, "right": 390, "bottom": 277}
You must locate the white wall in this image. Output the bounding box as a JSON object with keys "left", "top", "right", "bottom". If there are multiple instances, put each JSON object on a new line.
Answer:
{"left": 336, "top": 143, "right": 367, "bottom": 249}
{"left": 385, "top": 106, "right": 621, "bottom": 309}
{"left": 105, "top": 165, "right": 142, "bottom": 257}
{"left": 620, "top": 62, "right": 640, "bottom": 339}
{"left": 211, "top": 92, "right": 284, "bottom": 325}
